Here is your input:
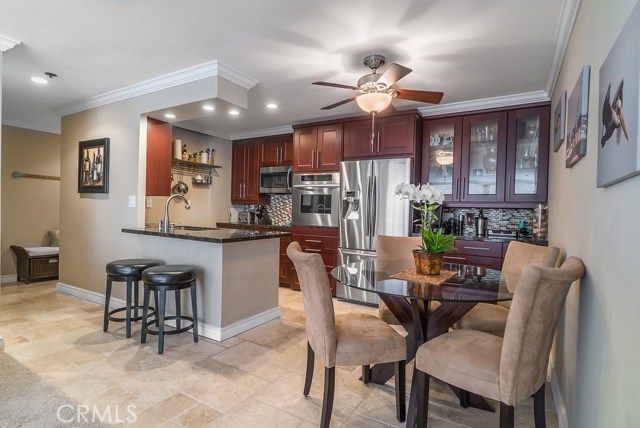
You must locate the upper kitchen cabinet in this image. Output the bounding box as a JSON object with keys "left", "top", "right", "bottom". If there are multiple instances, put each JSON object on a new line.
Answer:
{"left": 293, "top": 123, "right": 342, "bottom": 172}
{"left": 343, "top": 113, "right": 421, "bottom": 159}
{"left": 422, "top": 116, "right": 463, "bottom": 200}
{"left": 504, "top": 106, "right": 550, "bottom": 203}
{"left": 260, "top": 134, "right": 293, "bottom": 166}
{"left": 146, "top": 118, "right": 172, "bottom": 196}
{"left": 231, "top": 139, "right": 268, "bottom": 205}
{"left": 422, "top": 104, "right": 550, "bottom": 207}
{"left": 460, "top": 111, "right": 508, "bottom": 203}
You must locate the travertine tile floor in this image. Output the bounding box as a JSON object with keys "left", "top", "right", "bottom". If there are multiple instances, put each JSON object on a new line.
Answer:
{"left": 0, "top": 281, "right": 558, "bottom": 427}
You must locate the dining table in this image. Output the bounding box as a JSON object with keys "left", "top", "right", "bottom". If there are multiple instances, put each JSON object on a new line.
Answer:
{"left": 330, "top": 259, "right": 514, "bottom": 427}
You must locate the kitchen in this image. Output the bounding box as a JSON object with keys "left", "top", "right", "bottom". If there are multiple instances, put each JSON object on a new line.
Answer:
{"left": 1, "top": 1, "right": 638, "bottom": 426}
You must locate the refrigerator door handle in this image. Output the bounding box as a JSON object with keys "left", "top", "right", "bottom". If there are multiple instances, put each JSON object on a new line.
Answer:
{"left": 366, "top": 176, "right": 372, "bottom": 237}
{"left": 371, "top": 176, "right": 378, "bottom": 237}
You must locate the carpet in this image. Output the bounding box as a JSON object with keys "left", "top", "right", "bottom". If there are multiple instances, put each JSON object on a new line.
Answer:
{"left": 0, "top": 351, "right": 109, "bottom": 428}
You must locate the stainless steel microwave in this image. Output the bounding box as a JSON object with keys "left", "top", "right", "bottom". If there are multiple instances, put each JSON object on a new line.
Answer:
{"left": 259, "top": 166, "right": 292, "bottom": 194}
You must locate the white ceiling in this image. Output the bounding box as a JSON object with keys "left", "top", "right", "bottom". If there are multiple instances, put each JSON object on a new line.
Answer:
{"left": 0, "top": 0, "right": 576, "bottom": 139}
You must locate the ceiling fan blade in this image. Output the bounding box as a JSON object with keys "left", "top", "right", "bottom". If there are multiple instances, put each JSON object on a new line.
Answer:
{"left": 377, "top": 63, "right": 412, "bottom": 88}
{"left": 321, "top": 97, "right": 356, "bottom": 110}
{"left": 312, "top": 81, "right": 358, "bottom": 90}
{"left": 393, "top": 89, "right": 444, "bottom": 104}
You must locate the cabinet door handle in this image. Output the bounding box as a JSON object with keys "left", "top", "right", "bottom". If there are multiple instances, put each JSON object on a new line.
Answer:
{"left": 507, "top": 175, "right": 511, "bottom": 200}
{"left": 311, "top": 150, "right": 316, "bottom": 168}
{"left": 304, "top": 239, "right": 322, "bottom": 243}
{"left": 462, "top": 177, "right": 466, "bottom": 199}
{"left": 377, "top": 131, "right": 380, "bottom": 153}
{"left": 305, "top": 248, "right": 322, "bottom": 253}
{"left": 463, "top": 246, "right": 491, "bottom": 251}
{"left": 454, "top": 177, "right": 459, "bottom": 200}
{"left": 445, "top": 256, "right": 467, "bottom": 260}
{"left": 316, "top": 151, "right": 321, "bottom": 169}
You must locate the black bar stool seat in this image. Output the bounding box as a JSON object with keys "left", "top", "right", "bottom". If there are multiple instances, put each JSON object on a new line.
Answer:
{"left": 141, "top": 265, "right": 199, "bottom": 354}
{"left": 103, "top": 258, "right": 163, "bottom": 338}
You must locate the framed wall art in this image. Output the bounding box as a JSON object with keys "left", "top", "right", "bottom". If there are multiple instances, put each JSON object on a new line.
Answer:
{"left": 78, "top": 138, "right": 109, "bottom": 193}
{"left": 597, "top": 1, "right": 640, "bottom": 187}
{"left": 566, "top": 66, "right": 590, "bottom": 168}
{"left": 553, "top": 91, "right": 566, "bottom": 152}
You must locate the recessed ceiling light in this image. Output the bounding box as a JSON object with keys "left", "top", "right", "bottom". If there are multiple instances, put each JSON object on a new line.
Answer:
{"left": 266, "top": 103, "right": 278, "bottom": 109}
{"left": 31, "top": 76, "right": 49, "bottom": 85}
{"left": 228, "top": 110, "right": 240, "bottom": 116}
{"left": 202, "top": 105, "right": 215, "bottom": 111}
{"left": 164, "top": 113, "right": 176, "bottom": 119}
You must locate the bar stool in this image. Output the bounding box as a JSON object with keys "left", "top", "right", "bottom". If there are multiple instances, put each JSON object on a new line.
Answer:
{"left": 140, "top": 265, "right": 199, "bottom": 354}
{"left": 103, "top": 258, "right": 164, "bottom": 338}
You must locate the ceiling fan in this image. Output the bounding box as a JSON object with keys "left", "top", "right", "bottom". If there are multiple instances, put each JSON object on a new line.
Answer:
{"left": 313, "top": 54, "right": 444, "bottom": 113}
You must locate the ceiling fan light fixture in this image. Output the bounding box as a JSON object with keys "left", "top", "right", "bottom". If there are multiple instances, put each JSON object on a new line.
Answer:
{"left": 355, "top": 92, "right": 392, "bottom": 113}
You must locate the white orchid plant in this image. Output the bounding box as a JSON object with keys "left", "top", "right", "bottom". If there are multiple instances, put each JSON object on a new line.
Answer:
{"left": 395, "top": 183, "right": 455, "bottom": 254}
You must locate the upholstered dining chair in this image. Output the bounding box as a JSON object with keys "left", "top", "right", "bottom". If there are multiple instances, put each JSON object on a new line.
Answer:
{"left": 287, "top": 241, "right": 407, "bottom": 428}
{"left": 415, "top": 256, "right": 585, "bottom": 428}
{"left": 455, "top": 241, "right": 560, "bottom": 336}
{"left": 376, "top": 235, "right": 423, "bottom": 324}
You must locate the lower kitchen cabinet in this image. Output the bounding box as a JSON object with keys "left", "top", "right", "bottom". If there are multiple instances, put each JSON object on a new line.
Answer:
{"left": 291, "top": 226, "right": 338, "bottom": 296}
{"left": 443, "top": 240, "right": 504, "bottom": 270}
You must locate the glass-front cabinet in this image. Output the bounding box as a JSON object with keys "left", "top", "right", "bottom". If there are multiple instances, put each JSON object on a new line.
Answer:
{"left": 505, "top": 106, "right": 550, "bottom": 203}
{"left": 422, "top": 117, "right": 462, "bottom": 199}
{"left": 461, "top": 112, "right": 507, "bottom": 202}
{"left": 422, "top": 104, "right": 549, "bottom": 207}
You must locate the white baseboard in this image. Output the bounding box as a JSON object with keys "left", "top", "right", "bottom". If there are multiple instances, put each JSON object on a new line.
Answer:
{"left": 55, "top": 282, "right": 281, "bottom": 342}
{"left": 550, "top": 365, "right": 569, "bottom": 428}
{"left": 1, "top": 274, "right": 18, "bottom": 284}
{"left": 0, "top": 336, "right": 4, "bottom": 351}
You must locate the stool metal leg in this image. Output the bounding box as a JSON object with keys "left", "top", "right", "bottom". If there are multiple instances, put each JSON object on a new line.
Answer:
{"left": 125, "top": 277, "right": 133, "bottom": 338}
{"left": 103, "top": 277, "right": 113, "bottom": 332}
{"left": 141, "top": 288, "right": 150, "bottom": 344}
{"left": 191, "top": 281, "right": 199, "bottom": 343}
{"left": 175, "top": 289, "right": 182, "bottom": 330}
{"left": 133, "top": 280, "right": 139, "bottom": 320}
{"left": 157, "top": 288, "right": 166, "bottom": 354}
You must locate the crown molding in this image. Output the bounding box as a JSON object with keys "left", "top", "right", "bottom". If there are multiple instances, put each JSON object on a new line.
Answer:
{"left": 230, "top": 125, "right": 294, "bottom": 141}
{"left": 418, "top": 91, "right": 550, "bottom": 117}
{"left": 54, "top": 60, "right": 259, "bottom": 117}
{"left": 546, "top": 0, "right": 583, "bottom": 96}
{"left": 0, "top": 34, "right": 20, "bottom": 52}
{"left": 2, "top": 118, "right": 61, "bottom": 135}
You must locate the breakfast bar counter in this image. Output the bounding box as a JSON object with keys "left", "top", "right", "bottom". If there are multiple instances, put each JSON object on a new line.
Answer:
{"left": 122, "top": 227, "right": 291, "bottom": 341}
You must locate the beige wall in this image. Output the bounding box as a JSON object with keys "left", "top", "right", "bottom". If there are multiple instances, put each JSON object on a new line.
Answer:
{"left": 145, "top": 126, "right": 232, "bottom": 228}
{"left": 59, "top": 77, "right": 231, "bottom": 300}
{"left": 1, "top": 126, "right": 61, "bottom": 276}
{"left": 550, "top": 0, "right": 640, "bottom": 426}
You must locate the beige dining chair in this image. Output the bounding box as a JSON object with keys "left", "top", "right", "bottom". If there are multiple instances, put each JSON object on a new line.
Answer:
{"left": 455, "top": 241, "right": 559, "bottom": 336}
{"left": 414, "top": 256, "right": 585, "bottom": 428}
{"left": 287, "top": 242, "right": 407, "bottom": 428}
{"left": 376, "top": 235, "right": 423, "bottom": 324}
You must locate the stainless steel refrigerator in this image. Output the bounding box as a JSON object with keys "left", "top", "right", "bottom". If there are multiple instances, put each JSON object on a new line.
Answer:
{"left": 338, "top": 158, "right": 412, "bottom": 305}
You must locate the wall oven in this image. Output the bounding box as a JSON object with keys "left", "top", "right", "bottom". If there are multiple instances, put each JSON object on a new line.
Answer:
{"left": 292, "top": 172, "right": 340, "bottom": 227}
{"left": 259, "top": 166, "right": 292, "bottom": 194}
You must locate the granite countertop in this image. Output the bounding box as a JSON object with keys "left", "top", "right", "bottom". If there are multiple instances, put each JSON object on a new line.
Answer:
{"left": 454, "top": 234, "right": 549, "bottom": 246}
{"left": 122, "top": 226, "right": 291, "bottom": 244}
{"left": 216, "top": 222, "right": 291, "bottom": 231}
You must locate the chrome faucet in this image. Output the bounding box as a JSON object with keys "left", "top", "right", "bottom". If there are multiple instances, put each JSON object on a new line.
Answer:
{"left": 161, "top": 194, "right": 191, "bottom": 232}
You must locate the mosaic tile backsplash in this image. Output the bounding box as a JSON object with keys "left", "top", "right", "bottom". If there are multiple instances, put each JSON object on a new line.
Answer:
{"left": 245, "top": 195, "right": 292, "bottom": 226}
{"left": 443, "top": 208, "right": 534, "bottom": 236}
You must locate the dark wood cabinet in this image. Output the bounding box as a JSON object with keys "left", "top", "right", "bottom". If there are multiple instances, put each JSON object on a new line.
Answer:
{"left": 343, "top": 113, "right": 420, "bottom": 159}
{"left": 422, "top": 104, "right": 550, "bottom": 208}
{"left": 145, "top": 118, "right": 172, "bottom": 196}
{"left": 442, "top": 240, "right": 504, "bottom": 270}
{"left": 293, "top": 123, "right": 342, "bottom": 172}
{"left": 260, "top": 134, "right": 293, "bottom": 166}
{"left": 231, "top": 139, "right": 267, "bottom": 205}
{"left": 290, "top": 226, "right": 339, "bottom": 296}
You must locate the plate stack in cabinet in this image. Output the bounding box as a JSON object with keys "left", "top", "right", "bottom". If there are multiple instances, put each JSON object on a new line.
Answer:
{"left": 422, "top": 103, "right": 550, "bottom": 208}
{"left": 291, "top": 227, "right": 338, "bottom": 296}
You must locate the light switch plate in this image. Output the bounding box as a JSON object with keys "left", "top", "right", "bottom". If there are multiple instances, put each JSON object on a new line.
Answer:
{"left": 128, "top": 195, "right": 136, "bottom": 208}
{"left": 146, "top": 197, "right": 152, "bottom": 208}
